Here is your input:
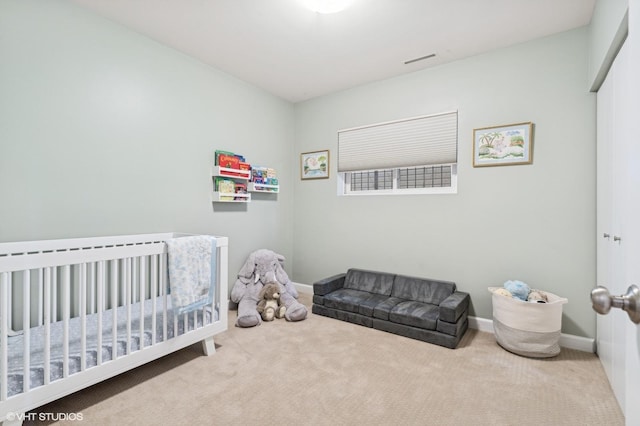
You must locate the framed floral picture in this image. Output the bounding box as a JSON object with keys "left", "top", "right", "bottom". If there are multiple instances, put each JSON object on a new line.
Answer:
{"left": 300, "top": 150, "right": 329, "bottom": 179}
{"left": 473, "top": 122, "right": 534, "bottom": 167}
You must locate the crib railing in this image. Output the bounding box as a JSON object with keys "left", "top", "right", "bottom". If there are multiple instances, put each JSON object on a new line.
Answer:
{"left": 4, "top": 245, "right": 168, "bottom": 331}
{"left": 0, "top": 233, "right": 227, "bottom": 408}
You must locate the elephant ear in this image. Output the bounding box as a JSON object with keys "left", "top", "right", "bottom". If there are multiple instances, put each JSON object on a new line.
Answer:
{"left": 237, "top": 251, "right": 257, "bottom": 282}
{"left": 274, "top": 252, "right": 289, "bottom": 283}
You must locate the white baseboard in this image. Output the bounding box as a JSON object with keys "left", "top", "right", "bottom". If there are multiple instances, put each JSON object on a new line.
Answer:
{"left": 296, "top": 285, "right": 595, "bottom": 353}
{"left": 558, "top": 334, "right": 596, "bottom": 353}
{"left": 293, "top": 282, "right": 313, "bottom": 295}
{"left": 469, "top": 316, "right": 595, "bottom": 353}
{"left": 469, "top": 316, "right": 495, "bottom": 334}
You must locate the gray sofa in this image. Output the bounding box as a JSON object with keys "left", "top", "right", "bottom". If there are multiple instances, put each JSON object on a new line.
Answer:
{"left": 312, "top": 268, "right": 470, "bottom": 349}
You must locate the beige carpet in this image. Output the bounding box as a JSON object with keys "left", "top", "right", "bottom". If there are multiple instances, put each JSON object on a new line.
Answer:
{"left": 28, "top": 293, "right": 623, "bottom": 426}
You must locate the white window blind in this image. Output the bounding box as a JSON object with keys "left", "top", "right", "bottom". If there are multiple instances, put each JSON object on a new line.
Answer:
{"left": 337, "top": 111, "right": 458, "bottom": 172}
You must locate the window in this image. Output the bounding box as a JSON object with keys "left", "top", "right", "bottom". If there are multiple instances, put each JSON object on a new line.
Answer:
{"left": 349, "top": 170, "right": 393, "bottom": 191}
{"left": 337, "top": 111, "right": 458, "bottom": 196}
{"left": 398, "top": 165, "right": 452, "bottom": 189}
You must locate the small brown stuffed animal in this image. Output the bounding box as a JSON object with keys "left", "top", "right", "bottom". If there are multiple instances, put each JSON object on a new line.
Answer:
{"left": 257, "top": 282, "right": 286, "bottom": 321}
{"left": 527, "top": 290, "right": 549, "bottom": 303}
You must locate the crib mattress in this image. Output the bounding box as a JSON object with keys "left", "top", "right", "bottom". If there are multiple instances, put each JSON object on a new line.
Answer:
{"left": 3, "top": 297, "right": 217, "bottom": 398}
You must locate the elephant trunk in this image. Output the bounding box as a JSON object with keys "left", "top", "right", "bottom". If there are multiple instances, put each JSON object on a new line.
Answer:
{"left": 257, "top": 270, "right": 277, "bottom": 285}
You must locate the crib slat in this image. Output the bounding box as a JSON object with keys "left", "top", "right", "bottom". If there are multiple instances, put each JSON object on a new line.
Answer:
{"left": 132, "top": 257, "right": 138, "bottom": 305}
{"left": 97, "top": 261, "right": 104, "bottom": 366}
{"left": 71, "top": 264, "right": 79, "bottom": 319}
{"left": 51, "top": 268, "right": 58, "bottom": 322}
{"left": 161, "top": 253, "right": 168, "bottom": 342}
{"left": 174, "top": 308, "right": 178, "bottom": 340}
{"left": 89, "top": 262, "right": 96, "bottom": 315}
{"left": 151, "top": 255, "right": 157, "bottom": 346}
{"left": 139, "top": 256, "right": 146, "bottom": 350}
{"left": 119, "top": 259, "right": 125, "bottom": 308}
{"left": 23, "top": 269, "right": 31, "bottom": 393}
{"left": 6, "top": 272, "right": 12, "bottom": 333}
{"left": 37, "top": 268, "right": 44, "bottom": 326}
{"left": 44, "top": 267, "right": 51, "bottom": 386}
{"left": 126, "top": 258, "right": 132, "bottom": 355}
{"left": 174, "top": 313, "right": 178, "bottom": 338}
{"left": 62, "top": 265, "right": 70, "bottom": 379}
{"left": 1, "top": 272, "right": 9, "bottom": 401}
{"left": 80, "top": 263, "right": 87, "bottom": 372}
{"left": 111, "top": 260, "right": 118, "bottom": 361}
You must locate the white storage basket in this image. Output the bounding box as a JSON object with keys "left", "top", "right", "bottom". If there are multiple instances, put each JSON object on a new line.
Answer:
{"left": 488, "top": 287, "right": 568, "bottom": 358}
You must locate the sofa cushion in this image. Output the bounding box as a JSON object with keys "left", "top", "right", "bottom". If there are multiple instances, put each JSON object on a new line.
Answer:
{"left": 357, "top": 294, "right": 391, "bottom": 317}
{"left": 372, "top": 297, "right": 404, "bottom": 321}
{"left": 391, "top": 275, "right": 456, "bottom": 305}
{"left": 389, "top": 301, "right": 439, "bottom": 330}
{"left": 344, "top": 269, "right": 395, "bottom": 296}
{"left": 323, "top": 289, "right": 374, "bottom": 313}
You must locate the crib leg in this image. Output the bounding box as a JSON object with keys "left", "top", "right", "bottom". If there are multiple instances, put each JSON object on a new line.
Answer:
{"left": 201, "top": 335, "right": 216, "bottom": 356}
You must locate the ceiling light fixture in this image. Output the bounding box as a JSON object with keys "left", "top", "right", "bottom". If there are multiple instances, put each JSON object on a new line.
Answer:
{"left": 404, "top": 53, "right": 437, "bottom": 65}
{"left": 300, "top": 0, "right": 353, "bottom": 14}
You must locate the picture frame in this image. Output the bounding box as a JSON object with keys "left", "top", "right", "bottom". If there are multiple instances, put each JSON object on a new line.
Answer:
{"left": 300, "top": 150, "right": 330, "bottom": 180}
{"left": 473, "top": 122, "right": 534, "bottom": 167}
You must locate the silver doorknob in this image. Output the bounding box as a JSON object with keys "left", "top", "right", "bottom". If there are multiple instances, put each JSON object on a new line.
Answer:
{"left": 591, "top": 284, "right": 640, "bottom": 324}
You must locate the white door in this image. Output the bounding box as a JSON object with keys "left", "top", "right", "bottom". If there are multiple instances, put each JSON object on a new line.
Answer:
{"left": 595, "top": 2, "right": 640, "bottom": 424}
{"left": 596, "top": 39, "right": 628, "bottom": 415}
{"left": 623, "top": 2, "right": 640, "bottom": 424}
{"left": 595, "top": 47, "right": 617, "bottom": 403}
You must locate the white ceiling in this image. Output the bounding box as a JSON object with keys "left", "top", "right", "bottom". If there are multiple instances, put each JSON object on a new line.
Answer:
{"left": 69, "top": 0, "right": 596, "bottom": 103}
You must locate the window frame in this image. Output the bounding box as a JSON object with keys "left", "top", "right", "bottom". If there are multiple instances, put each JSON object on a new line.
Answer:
{"left": 338, "top": 164, "right": 458, "bottom": 196}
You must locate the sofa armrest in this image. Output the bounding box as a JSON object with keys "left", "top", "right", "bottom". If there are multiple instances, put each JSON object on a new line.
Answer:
{"left": 313, "top": 273, "right": 346, "bottom": 296}
{"left": 439, "top": 291, "right": 470, "bottom": 323}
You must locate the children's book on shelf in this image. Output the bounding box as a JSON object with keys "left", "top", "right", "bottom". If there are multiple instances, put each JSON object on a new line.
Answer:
{"left": 214, "top": 150, "right": 234, "bottom": 164}
{"left": 215, "top": 149, "right": 245, "bottom": 163}
{"left": 215, "top": 150, "right": 251, "bottom": 177}
{"left": 251, "top": 166, "right": 278, "bottom": 192}
{"left": 217, "top": 153, "right": 240, "bottom": 170}
{"left": 251, "top": 166, "right": 264, "bottom": 184}
{"left": 215, "top": 177, "right": 236, "bottom": 201}
{"left": 234, "top": 182, "right": 247, "bottom": 200}
{"left": 251, "top": 166, "right": 278, "bottom": 187}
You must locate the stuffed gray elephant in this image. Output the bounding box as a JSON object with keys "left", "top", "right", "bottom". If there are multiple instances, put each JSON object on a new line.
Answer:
{"left": 230, "top": 249, "right": 308, "bottom": 327}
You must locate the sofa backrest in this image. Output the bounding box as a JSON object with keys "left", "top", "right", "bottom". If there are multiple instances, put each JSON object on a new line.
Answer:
{"left": 344, "top": 269, "right": 395, "bottom": 295}
{"left": 391, "top": 274, "right": 456, "bottom": 305}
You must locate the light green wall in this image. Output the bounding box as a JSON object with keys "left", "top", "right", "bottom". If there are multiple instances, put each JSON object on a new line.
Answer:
{"left": 293, "top": 28, "right": 596, "bottom": 337}
{"left": 588, "top": 0, "right": 628, "bottom": 90}
{"left": 0, "top": 0, "right": 296, "bottom": 283}
{"left": 0, "top": 1, "right": 600, "bottom": 337}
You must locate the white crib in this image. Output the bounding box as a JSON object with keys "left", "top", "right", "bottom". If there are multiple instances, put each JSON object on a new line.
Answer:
{"left": 0, "top": 233, "right": 228, "bottom": 425}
